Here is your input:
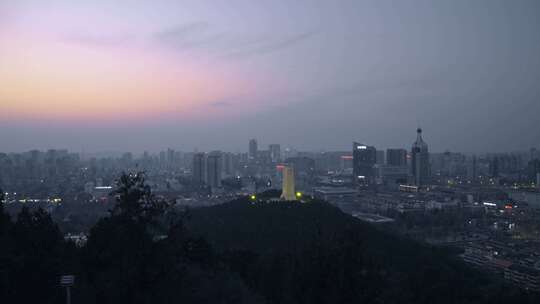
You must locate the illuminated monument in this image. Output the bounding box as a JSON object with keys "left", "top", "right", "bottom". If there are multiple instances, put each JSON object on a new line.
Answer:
{"left": 280, "top": 165, "right": 296, "bottom": 201}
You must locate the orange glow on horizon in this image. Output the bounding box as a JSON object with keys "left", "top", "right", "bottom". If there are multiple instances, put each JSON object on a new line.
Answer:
{"left": 0, "top": 30, "right": 257, "bottom": 122}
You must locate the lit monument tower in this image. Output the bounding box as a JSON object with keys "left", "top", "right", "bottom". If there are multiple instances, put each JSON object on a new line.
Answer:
{"left": 280, "top": 165, "right": 296, "bottom": 201}
{"left": 411, "top": 128, "right": 430, "bottom": 186}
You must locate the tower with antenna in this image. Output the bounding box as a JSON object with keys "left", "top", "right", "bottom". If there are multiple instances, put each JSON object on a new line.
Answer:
{"left": 411, "top": 128, "right": 430, "bottom": 186}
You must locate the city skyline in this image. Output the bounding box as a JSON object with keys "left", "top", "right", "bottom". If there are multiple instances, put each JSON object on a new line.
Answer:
{"left": 3, "top": 2, "right": 540, "bottom": 302}
{"left": 0, "top": 139, "right": 538, "bottom": 156}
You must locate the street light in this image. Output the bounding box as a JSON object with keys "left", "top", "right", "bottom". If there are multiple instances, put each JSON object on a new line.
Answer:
{"left": 60, "top": 275, "right": 75, "bottom": 304}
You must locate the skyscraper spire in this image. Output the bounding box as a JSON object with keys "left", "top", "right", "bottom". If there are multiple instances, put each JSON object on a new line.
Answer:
{"left": 411, "top": 128, "right": 430, "bottom": 186}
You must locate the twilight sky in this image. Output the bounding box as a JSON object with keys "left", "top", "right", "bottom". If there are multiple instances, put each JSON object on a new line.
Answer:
{"left": 1, "top": 0, "right": 539, "bottom": 153}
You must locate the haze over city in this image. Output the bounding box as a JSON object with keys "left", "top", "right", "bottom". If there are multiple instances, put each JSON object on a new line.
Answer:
{"left": 4, "top": 1, "right": 540, "bottom": 303}
{"left": 1, "top": 0, "right": 539, "bottom": 153}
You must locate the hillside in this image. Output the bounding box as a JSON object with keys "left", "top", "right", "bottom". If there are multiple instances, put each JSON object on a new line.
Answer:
{"left": 186, "top": 196, "right": 538, "bottom": 304}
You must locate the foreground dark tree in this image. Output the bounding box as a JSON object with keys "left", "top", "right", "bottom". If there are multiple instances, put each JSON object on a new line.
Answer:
{"left": 0, "top": 189, "right": 8, "bottom": 232}
{"left": 0, "top": 204, "right": 71, "bottom": 304}
{"left": 111, "top": 172, "right": 167, "bottom": 222}
{"left": 79, "top": 172, "right": 260, "bottom": 304}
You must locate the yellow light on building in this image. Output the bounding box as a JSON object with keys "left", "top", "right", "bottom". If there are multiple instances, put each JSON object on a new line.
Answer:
{"left": 280, "top": 165, "right": 296, "bottom": 201}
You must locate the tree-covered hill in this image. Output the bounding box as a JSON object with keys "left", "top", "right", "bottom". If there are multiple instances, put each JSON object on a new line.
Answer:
{"left": 186, "top": 196, "right": 538, "bottom": 304}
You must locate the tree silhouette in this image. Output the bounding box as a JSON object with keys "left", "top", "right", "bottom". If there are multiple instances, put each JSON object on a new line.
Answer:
{"left": 0, "top": 188, "right": 8, "bottom": 232}
{"left": 111, "top": 172, "right": 167, "bottom": 223}
{"left": 1, "top": 206, "right": 68, "bottom": 303}
{"left": 79, "top": 172, "right": 259, "bottom": 304}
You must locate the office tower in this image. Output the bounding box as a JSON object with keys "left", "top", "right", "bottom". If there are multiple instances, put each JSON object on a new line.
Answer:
{"left": 473, "top": 155, "right": 477, "bottom": 180}
{"left": 490, "top": 157, "right": 499, "bottom": 178}
{"left": 167, "top": 148, "right": 175, "bottom": 164}
{"left": 528, "top": 159, "right": 540, "bottom": 185}
{"left": 249, "top": 139, "right": 258, "bottom": 160}
{"left": 222, "top": 152, "right": 234, "bottom": 176}
{"left": 206, "top": 151, "right": 222, "bottom": 189}
{"left": 531, "top": 148, "right": 539, "bottom": 161}
{"left": 339, "top": 154, "right": 354, "bottom": 171}
{"left": 192, "top": 153, "right": 206, "bottom": 184}
{"left": 280, "top": 165, "right": 296, "bottom": 201}
{"left": 387, "top": 149, "right": 408, "bottom": 167}
{"left": 353, "top": 142, "right": 377, "bottom": 185}
{"left": 269, "top": 144, "right": 281, "bottom": 162}
{"left": 159, "top": 150, "right": 166, "bottom": 162}
{"left": 121, "top": 152, "right": 133, "bottom": 168}
{"left": 376, "top": 150, "right": 385, "bottom": 165}
{"left": 467, "top": 155, "right": 478, "bottom": 182}
{"left": 257, "top": 150, "right": 272, "bottom": 167}
{"left": 411, "top": 128, "right": 430, "bottom": 186}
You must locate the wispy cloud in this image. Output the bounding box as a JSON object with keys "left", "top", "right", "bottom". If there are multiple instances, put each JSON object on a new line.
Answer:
{"left": 153, "top": 23, "right": 317, "bottom": 59}
{"left": 223, "top": 31, "right": 317, "bottom": 59}
{"left": 153, "top": 22, "right": 224, "bottom": 51}
{"left": 61, "top": 21, "right": 317, "bottom": 59}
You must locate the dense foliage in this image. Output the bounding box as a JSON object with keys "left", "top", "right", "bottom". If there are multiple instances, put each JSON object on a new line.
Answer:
{"left": 186, "top": 197, "right": 539, "bottom": 304}
{"left": 0, "top": 177, "right": 258, "bottom": 304}
{"left": 1, "top": 182, "right": 539, "bottom": 303}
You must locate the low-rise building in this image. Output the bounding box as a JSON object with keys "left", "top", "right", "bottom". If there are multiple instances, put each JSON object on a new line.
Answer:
{"left": 504, "top": 264, "right": 540, "bottom": 291}
{"left": 313, "top": 187, "right": 358, "bottom": 201}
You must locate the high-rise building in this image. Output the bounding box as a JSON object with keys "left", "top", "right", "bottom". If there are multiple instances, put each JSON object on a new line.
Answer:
{"left": 167, "top": 148, "right": 175, "bottom": 165}
{"left": 467, "top": 155, "right": 478, "bottom": 182}
{"left": 206, "top": 151, "right": 222, "bottom": 189}
{"left": 222, "top": 152, "right": 234, "bottom": 176}
{"left": 192, "top": 153, "right": 206, "bottom": 184}
{"left": 280, "top": 165, "right": 296, "bottom": 201}
{"left": 249, "top": 139, "right": 258, "bottom": 161}
{"left": 376, "top": 150, "right": 385, "bottom": 165}
{"left": 527, "top": 159, "right": 540, "bottom": 185}
{"left": 159, "top": 151, "right": 166, "bottom": 166}
{"left": 121, "top": 152, "right": 133, "bottom": 168}
{"left": 386, "top": 149, "right": 407, "bottom": 167}
{"left": 353, "top": 142, "right": 377, "bottom": 185}
{"left": 411, "top": 128, "right": 430, "bottom": 186}
{"left": 257, "top": 150, "right": 272, "bottom": 167}
{"left": 531, "top": 148, "right": 539, "bottom": 161}
{"left": 269, "top": 144, "right": 281, "bottom": 163}
{"left": 490, "top": 157, "right": 499, "bottom": 178}
{"left": 374, "top": 165, "right": 409, "bottom": 185}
